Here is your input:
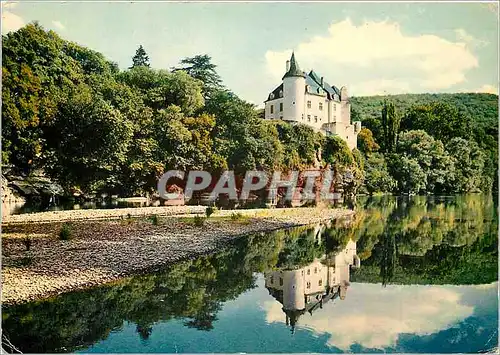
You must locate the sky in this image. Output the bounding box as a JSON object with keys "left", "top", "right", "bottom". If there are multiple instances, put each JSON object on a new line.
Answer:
{"left": 2, "top": 1, "right": 499, "bottom": 106}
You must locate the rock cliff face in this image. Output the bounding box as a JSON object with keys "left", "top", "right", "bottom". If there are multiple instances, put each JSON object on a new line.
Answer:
{"left": 2, "top": 175, "right": 63, "bottom": 203}
{"left": 2, "top": 176, "right": 26, "bottom": 204}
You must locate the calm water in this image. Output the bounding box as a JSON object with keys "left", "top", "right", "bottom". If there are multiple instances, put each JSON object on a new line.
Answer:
{"left": 2, "top": 194, "right": 498, "bottom": 353}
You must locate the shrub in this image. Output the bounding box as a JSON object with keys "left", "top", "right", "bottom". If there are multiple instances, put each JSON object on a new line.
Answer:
{"left": 150, "top": 214, "right": 159, "bottom": 225}
{"left": 59, "top": 223, "right": 73, "bottom": 240}
{"left": 22, "top": 235, "right": 32, "bottom": 251}
{"left": 18, "top": 254, "right": 33, "bottom": 267}
{"left": 230, "top": 212, "right": 244, "bottom": 221}
{"left": 193, "top": 215, "right": 205, "bottom": 227}
{"left": 205, "top": 206, "right": 216, "bottom": 218}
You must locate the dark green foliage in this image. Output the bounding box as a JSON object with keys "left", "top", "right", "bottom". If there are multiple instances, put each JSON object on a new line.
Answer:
{"left": 363, "top": 153, "right": 396, "bottom": 194}
{"left": 352, "top": 93, "right": 498, "bottom": 195}
{"left": 22, "top": 236, "right": 32, "bottom": 251}
{"left": 381, "top": 101, "right": 401, "bottom": 153}
{"left": 193, "top": 215, "right": 205, "bottom": 227}
{"left": 322, "top": 136, "right": 355, "bottom": 167}
{"left": 130, "top": 45, "right": 150, "bottom": 68}
{"left": 18, "top": 255, "right": 34, "bottom": 267}
{"left": 3, "top": 23, "right": 497, "bottom": 198}
{"left": 59, "top": 223, "right": 73, "bottom": 240}
{"left": 150, "top": 214, "right": 159, "bottom": 225}
{"left": 172, "top": 54, "right": 223, "bottom": 98}
{"left": 205, "top": 206, "right": 216, "bottom": 218}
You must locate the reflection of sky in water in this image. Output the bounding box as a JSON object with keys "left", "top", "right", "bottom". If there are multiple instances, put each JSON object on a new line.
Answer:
{"left": 81, "top": 277, "right": 498, "bottom": 353}
{"left": 263, "top": 280, "right": 498, "bottom": 351}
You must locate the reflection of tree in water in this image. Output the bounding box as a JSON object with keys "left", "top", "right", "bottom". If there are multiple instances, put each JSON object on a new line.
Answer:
{"left": 352, "top": 194, "right": 498, "bottom": 285}
{"left": 2, "top": 224, "right": 336, "bottom": 353}
{"left": 379, "top": 232, "right": 397, "bottom": 287}
{"left": 2, "top": 195, "right": 496, "bottom": 353}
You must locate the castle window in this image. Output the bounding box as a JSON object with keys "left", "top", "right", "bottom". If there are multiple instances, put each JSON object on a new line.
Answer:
{"left": 306, "top": 282, "right": 311, "bottom": 289}
{"left": 279, "top": 90, "right": 283, "bottom": 98}
{"left": 314, "top": 267, "right": 318, "bottom": 274}
{"left": 279, "top": 103, "right": 283, "bottom": 112}
{"left": 270, "top": 105, "right": 274, "bottom": 114}
{"left": 307, "top": 100, "right": 311, "bottom": 109}
{"left": 319, "top": 279, "right": 322, "bottom": 286}
{"left": 307, "top": 115, "right": 311, "bottom": 122}
{"left": 319, "top": 102, "right": 323, "bottom": 110}
{"left": 279, "top": 278, "right": 283, "bottom": 286}
{"left": 307, "top": 269, "right": 310, "bottom": 275}
{"left": 302, "top": 114, "right": 304, "bottom": 120}
{"left": 334, "top": 104, "right": 337, "bottom": 111}
{"left": 314, "top": 116, "right": 318, "bottom": 123}
{"left": 270, "top": 93, "right": 274, "bottom": 100}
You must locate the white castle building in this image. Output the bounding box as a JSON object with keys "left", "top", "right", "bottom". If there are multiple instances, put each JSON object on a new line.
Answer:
{"left": 264, "top": 53, "right": 361, "bottom": 150}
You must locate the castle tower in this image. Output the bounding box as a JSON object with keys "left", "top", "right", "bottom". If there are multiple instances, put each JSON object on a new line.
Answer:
{"left": 282, "top": 52, "right": 306, "bottom": 123}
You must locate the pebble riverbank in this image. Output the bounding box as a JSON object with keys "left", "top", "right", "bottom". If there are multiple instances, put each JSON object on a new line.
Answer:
{"left": 2, "top": 205, "right": 207, "bottom": 224}
{"left": 1, "top": 207, "right": 354, "bottom": 305}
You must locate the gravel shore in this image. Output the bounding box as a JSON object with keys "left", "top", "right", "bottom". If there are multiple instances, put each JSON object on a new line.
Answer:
{"left": 1, "top": 207, "right": 354, "bottom": 305}
{"left": 2, "top": 205, "right": 207, "bottom": 224}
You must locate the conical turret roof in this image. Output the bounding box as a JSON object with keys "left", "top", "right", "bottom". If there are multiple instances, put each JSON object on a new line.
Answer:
{"left": 282, "top": 52, "right": 306, "bottom": 79}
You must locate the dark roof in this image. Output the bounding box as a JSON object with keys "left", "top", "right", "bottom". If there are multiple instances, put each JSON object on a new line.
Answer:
{"left": 265, "top": 54, "right": 342, "bottom": 101}
{"left": 308, "top": 70, "right": 340, "bottom": 100}
{"left": 282, "top": 52, "right": 306, "bottom": 79}
{"left": 266, "top": 83, "right": 283, "bottom": 102}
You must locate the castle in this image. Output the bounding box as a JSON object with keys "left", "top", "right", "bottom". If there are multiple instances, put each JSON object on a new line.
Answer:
{"left": 264, "top": 53, "right": 361, "bottom": 150}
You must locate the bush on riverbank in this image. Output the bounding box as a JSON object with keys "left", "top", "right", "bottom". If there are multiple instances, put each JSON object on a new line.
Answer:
{"left": 59, "top": 223, "right": 73, "bottom": 240}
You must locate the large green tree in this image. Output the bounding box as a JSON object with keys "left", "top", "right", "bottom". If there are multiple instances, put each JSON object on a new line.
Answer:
{"left": 172, "top": 54, "right": 223, "bottom": 98}
{"left": 130, "top": 45, "right": 150, "bottom": 68}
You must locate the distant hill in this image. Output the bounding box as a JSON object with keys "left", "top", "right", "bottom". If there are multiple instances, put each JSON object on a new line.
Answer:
{"left": 350, "top": 93, "right": 498, "bottom": 132}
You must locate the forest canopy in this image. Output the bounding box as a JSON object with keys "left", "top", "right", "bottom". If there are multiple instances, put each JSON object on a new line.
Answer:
{"left": 2, "top": 23, "right": 498, "bottom": 197}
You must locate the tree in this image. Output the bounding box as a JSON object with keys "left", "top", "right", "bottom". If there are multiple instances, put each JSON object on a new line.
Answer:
{"left": 1, "top": 23, "right": 84, "bottom": 173}
{"left": 446, "top": 137, "right": 485, "bottom": 192}
{"left": 130, "top": 45, "right": 150, "bottom": 68}
{"left": 357, "top": 127, "right": 380, "bottom": 154}
{"left": 118, "top": 67, "right": 204, "bottom": 115}
{"left": 401, "top": 102, "right": 471, "bottom": 143}
{"left": 322, "top": 135, "right": 355, "bottom": 167}
{"left": 381, "top": 100, "right": 401, "bottom": 153}
{"left": 172, "top": 54, "right": 223, "bottom": 98}
{"left": 387, "top": 154, "right": 426, "bottom": 194}
{"left": 396, "top": 130, "right": 455, "bottom": 193}
{"left": 44, "top": 84, "right": 134, "bottom": 192}
{"left": 363, "top": 153, "right": 396, "bottom": 194}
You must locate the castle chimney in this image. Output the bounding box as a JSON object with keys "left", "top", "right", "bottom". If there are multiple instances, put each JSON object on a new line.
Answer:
{"left": 286, "top": 60, "right": 290, "bottom": 72}
{"left": 321, "top": 77, "right": 324, "bottom": 87}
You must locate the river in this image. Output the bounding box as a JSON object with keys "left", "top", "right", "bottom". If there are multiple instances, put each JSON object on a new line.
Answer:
{"left": 2, "top": 194, "right": 498, "bottom": 353}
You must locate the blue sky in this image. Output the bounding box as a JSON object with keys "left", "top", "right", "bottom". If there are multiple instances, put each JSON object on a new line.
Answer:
{"left": 2, "top": 1, "right": 498, "bottom": 106}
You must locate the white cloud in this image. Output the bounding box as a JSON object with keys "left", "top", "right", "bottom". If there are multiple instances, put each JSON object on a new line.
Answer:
{"left": 1, "top": 2, "right": 25, "bottom": 34}
{"left": 475, "top": 84, "right": 498, "bottom": 95}
{"left": 455, "top": 29, "right": 488, "bottom": 48}
{"left": 52, "top": 20, "right": 65, "bottom": 31}
{"left": 263, "top": 282, "right": 497, "bottom": 350}
{"left": 265, "top": 18, "right": 479, "bottom": 96}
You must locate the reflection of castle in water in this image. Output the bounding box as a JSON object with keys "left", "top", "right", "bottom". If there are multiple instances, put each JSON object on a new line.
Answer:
{"left": 265, "top": 239, "right": 360, "bottom": 333}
